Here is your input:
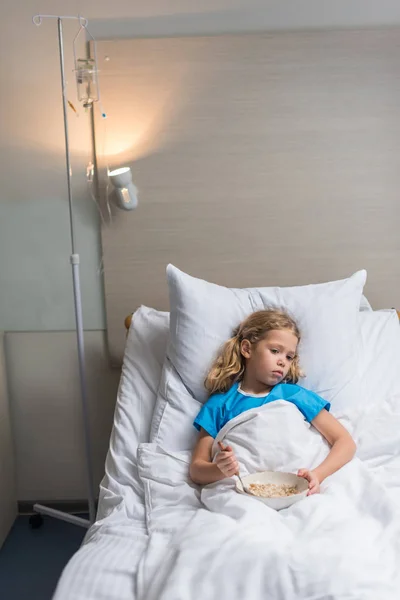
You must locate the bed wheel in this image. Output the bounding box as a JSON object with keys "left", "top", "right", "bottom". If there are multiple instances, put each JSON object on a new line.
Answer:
{"left": 29, "top": 513, "right": 44, "bottom": 529}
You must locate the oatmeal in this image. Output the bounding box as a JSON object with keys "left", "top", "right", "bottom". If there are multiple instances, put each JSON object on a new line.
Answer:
{"left": 248, "top": 482, "right": 298, "bottom": 498}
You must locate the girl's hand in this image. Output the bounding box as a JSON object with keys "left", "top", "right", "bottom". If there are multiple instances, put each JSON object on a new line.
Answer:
{"left": 216, "top": 441, "right": 239, "bottom": 478}
{"left": 298, "top": 468, "right": 320, "bottom": 496}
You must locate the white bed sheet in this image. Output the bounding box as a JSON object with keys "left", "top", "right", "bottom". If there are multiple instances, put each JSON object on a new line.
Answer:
{"left": 54, "top": 523, "right": 148, "bottom": 600}
{"left": 53, "top": 307, "right": 169, "bottom": 600}
{"left": 136, "top": 420, "right": 400, "bottom": 600}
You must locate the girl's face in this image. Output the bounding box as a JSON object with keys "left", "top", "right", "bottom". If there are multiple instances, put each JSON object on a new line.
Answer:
{"left": 240, "top": 329, "right": 298, "bottom": 387}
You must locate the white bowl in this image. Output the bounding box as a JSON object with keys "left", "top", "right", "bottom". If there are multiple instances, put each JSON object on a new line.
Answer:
{"left": 236, "top": 471, "right": 308, "bottom": 511}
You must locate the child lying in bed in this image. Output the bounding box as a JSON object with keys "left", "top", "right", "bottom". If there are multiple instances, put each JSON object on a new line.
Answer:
{"left": 189, "top": 309, "right": 356, "bottom": 495}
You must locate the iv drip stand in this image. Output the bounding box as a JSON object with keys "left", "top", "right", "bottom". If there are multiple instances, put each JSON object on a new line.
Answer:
{"left": 32, "top": 14, "right": 96, "bottom": 529}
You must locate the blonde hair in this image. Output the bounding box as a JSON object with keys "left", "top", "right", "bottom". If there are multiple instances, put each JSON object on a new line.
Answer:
{"left": 204, "top": 309, "right": 302, "bottom": 395}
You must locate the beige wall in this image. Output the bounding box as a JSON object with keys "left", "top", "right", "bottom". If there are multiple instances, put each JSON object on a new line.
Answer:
{"left": 90, "top": 0, "right": 400, "bottom": 38}
{"left": 3, "top": 1, "right": 400, "bottom": 501}
{"left": 2, "top": 1, "right": 400, "bottom": 334}
{"left": 97, "top": 30, "right": 400, "bottom": 363}
{"left": 0, "top": 334, "right": 17, "bottom": 544}
{"left": 5, "top": 331, "right": 120, "bottom": 501}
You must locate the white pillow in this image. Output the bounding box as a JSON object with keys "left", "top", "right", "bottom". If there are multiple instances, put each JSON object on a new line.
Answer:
{"left": 360, "top": 295, "right": 373, "bottom": 311}
{"left": 352, "top": 310, "right": 400, "bottom": 471}
{"left": 120, "top": 306, "right": 169, "bottom": 443}
{"left": 352, "top": 309, "right": 400, "bottom": 425}
{"left": 358, "top": 310, "right": 400, "bottom": 410}
{"left": 150, "top": 358, "right": 201, "bottom": 451}
{"left": 167, "top": 265, "right": 366, "bottom": 410}
{"left": 150, "top": 266, "right": 366, "bottom": 450}
{"left": 97, "top": 305, "right": 169, "bottom": 521}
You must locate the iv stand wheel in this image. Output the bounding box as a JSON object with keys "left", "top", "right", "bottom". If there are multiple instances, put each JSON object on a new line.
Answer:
{"left": 29, "top": 513, "right": 44, "bottom": 529}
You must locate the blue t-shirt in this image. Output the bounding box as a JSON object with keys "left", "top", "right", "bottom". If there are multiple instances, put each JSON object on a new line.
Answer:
{"left": 193, "top": 382, "right": 330, "bottom": 439}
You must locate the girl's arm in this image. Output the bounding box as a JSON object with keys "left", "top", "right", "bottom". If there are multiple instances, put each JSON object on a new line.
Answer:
{"left": 299, "top": 409, "right": 356, "bottom": 495}
{"left": 189, "top": 428, "right": 239, "bottom": 485}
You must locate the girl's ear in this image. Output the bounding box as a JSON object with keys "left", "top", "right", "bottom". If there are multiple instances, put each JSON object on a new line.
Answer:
{"left": 240, "top": 339, "right": 252, "bottom": 359}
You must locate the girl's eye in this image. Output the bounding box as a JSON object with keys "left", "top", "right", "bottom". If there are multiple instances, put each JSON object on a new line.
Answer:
{"left": 287, "top": 356, "right": 294, "bottom": 362}
{"left": 271, "top": 349, "right": 279, "bottom": 354}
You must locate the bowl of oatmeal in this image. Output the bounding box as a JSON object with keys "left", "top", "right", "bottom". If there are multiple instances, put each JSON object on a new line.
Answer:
{"left": 236, "top": 470, "right": 308, "bottom": 510}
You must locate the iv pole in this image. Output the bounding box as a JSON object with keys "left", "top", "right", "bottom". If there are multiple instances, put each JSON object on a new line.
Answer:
{"left": 32, "top": 14, "right": 96, "bottom": 528}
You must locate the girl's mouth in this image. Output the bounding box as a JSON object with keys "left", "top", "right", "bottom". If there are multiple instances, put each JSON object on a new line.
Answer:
{"left": 272, "top": 370, "right": 283, "bottom": 377}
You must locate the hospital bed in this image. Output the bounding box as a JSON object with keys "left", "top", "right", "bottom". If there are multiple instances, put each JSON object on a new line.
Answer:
{"left": 53, "top": 266, "right": 400, "bottom": 600}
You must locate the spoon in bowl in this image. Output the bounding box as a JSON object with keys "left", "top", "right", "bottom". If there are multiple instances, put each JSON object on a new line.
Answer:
{"left": 217, "top": 441, "right": 254, "bottom": 495}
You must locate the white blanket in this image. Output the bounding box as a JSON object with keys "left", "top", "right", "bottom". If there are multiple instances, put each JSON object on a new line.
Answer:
{"left": 137, "top": 402, "right": 400, "bottom": 600}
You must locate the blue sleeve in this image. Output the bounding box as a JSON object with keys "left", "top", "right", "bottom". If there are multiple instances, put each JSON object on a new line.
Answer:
{"left": 278, "top": 384, "right": 330, "bottom": 422}
{"left": 291, "top": 386, "right": 330, "bottom": 422}
{"left": 193, "top": 393, "right": 224, "bottom": 438}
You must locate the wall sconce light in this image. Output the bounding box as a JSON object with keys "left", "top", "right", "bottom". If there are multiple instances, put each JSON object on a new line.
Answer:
{"left": 108, "top": 167, "right": 138, "bottom": 211}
